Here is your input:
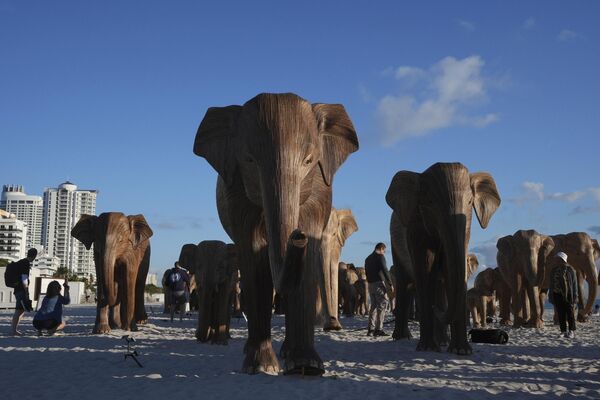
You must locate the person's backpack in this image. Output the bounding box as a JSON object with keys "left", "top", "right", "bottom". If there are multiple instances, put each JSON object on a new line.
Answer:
{"left": 469, "top": 328, "right": 509, "bottom": 344}
{"left": 551, "top": 265, "right": 569, "bottom": 298}
{"left": 168, "top": 269, "right": 182, "bottom": 288}
{"left": 3, "top": 261, "right": 19, "bottom": 288}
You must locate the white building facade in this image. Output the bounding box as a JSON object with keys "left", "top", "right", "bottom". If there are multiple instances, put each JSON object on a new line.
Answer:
{"left": 0, "top": 185, "right": 44, "bottom": 251}
{"left": 0, "top": 210, "right": 28, "bottom": 262}
{"left": 32, "top": 254, "right": 61, "bottom": 276}
{"left": 42, "top": 182, "right": 97, "bottom": 277}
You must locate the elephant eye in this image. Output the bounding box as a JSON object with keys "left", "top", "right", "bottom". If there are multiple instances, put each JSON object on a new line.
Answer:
{"left": 245, "top": 155, "right": 254, "bottom": 163}
{"left": 303, "top": 154, "right": 314, "bottom": 165}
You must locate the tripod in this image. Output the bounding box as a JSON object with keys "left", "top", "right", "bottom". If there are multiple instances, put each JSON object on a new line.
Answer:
{"left": 122, "top": 335, "right": 143, "bottom": 368}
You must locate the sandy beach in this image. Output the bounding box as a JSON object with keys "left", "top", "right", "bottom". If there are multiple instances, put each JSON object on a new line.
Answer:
{"left": 1, "top": 305, "right": 599, "bottom": 399}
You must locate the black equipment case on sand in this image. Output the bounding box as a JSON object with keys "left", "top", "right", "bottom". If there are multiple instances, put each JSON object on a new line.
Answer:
{"left": 469, "top": 328, "right": 509, "bottom": 344}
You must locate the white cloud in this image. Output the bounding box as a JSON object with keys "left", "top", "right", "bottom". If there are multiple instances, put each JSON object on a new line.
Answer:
{"left": 377, "top": 55, "right": 498, "bottom": 144}
{"left": 457, "top": 19, "right": 476, "bottom": 32}
{"left": 523, "top": 17, "right": 536, "bottom": 30}
{"left": 558, "top": 29, "right": 581, "bottom": 42}
{"left": 522, "top": 181, "right": 545, "bottom": 201}
{"left": 548, "top": 191, "right": 587, "bottom": 202}
{"left": 394, "top": 66, "right": 425, "bottom": 80}
{"left": 509, "top": 182, "right": 600, "bottom": 213}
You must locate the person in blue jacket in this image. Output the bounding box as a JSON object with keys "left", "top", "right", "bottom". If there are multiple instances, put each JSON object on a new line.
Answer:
{"left": 33, "top": 280, "right": 70, "bottom": 336}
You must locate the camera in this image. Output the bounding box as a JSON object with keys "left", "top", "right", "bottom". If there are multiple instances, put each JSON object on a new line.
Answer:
{"left": 122, "top": 335, "right": 136, "bottom": 343}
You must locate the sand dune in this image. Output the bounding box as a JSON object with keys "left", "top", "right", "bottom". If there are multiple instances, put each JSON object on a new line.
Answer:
{"left": 1, "top": 305, "right": 599, "bottom": 399}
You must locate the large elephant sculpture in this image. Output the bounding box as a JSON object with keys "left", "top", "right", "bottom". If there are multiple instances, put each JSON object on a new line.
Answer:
{"left": 193, "top": 93, "right": 359, "bottom": 374}
{"left": 541, "top": 232, "right": 599, "bottom": 322}
{"left": 497, "top": 230, "right": 554, "bottom": 328}
{"left": 319, "top": 208, "right": 358, "bottom": 331}
{"left": 469, "top": 267, "right": 511, "bottom": 327}
{"left": 71, "top": 212, "right": 153, "bottom": 333}
{"left": 195, "top": 241, "right": 238, "bottom": 345}
{"left": 354, "top": 268, "right": 369, "bottom": 316}
{"left": 386, "top": 163, "right": 501, "bottom": 354}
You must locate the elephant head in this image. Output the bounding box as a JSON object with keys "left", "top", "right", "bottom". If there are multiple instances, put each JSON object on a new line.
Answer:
{"left": 385, "top": 163, "right": 501, "bottom": 328}
{"left": 179, "top": 243, "right": 199, "bottom": 275}
{"left": 72, "top": 212, "right": 153, "bottom": 307}
{"left": 319, "top": 208, "right": 358, "bottom": 329}
{"left": 193, "top": 93, "right": 359, "bottom": 292}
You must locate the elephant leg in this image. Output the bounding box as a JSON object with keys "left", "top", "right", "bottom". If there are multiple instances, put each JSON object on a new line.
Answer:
{"left": 135, "top": 246, "right": 150, "bottom": 324}
{"left": 197, "top": 288, "right": 212, "bottom": 342}
{"left": 524, "top": 283, "right": 542, "bottom": 328}
{"left": 242, "top": 248, "right": 279, "bottom": 374}
{"left": 432, "top": 274, "right": 449, "bottom": 346}
{"left": 110, "top": 303, "right": 121, "bottom": 329}
{"left": 93, "top": 300, "right": 111, "bottom": 334}
{"left": 125, "top": 267, "right": 138, "bottom": 331}
{"left": 521, "top": 286, "right": 530, "bottom": 323}
{"left": 475, "top": 296, "right": 484, "bottom": 328}
{"left": 576, "top": 272, "right": 587, "bottom": 322}
{"left": 212, "top": 285, "right": 231, "bottom": 345}
{"left": 414, "top": 249, "right": 440, "bottom": 352}
{"left": 392, "top": 275, "right": 412, "bottom": 339}
{"left": 163, "top": 287, "right": 171, "bottom": 314}
{"left": 282, "top": 232, "right": 324, "bottom": 375}
{"left": 511, "top": 274, "right": 525, "bottom": 328}
{"left": 498, "top": 286, "right": 512, "bottom": 325}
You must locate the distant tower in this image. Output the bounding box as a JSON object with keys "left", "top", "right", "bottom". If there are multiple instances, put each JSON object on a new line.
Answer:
{"left": 42, "top": 182, "right": 98, "bottom": 276}
{"left": 0, "top": 185, "right": 43, "bottom": 250}
{"left": 0, "top": 209, "right": 28, "bottom": 262}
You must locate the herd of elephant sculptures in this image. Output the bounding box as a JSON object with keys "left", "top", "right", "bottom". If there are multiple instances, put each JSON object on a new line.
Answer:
{"left": 67, "top": 92, "right": 600, "bottom": 376}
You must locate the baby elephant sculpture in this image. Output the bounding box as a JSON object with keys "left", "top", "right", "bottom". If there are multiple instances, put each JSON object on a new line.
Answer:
{"left": 195, "top": 241, "right": 238, "bottom": 345}
{"left": 354, "top": 268, "right": 369, "bottom": 316}
{"left": 71, "top": 212, "right": 153, "bottom": 334}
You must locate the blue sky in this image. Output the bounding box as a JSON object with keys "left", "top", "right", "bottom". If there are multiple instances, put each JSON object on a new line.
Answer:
{"left": 1, "top": 1, "right": 599, "bottom": 277}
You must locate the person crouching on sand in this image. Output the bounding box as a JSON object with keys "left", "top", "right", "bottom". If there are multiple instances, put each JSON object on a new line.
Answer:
{"left": 33, "top": 280, "right": 70, "bottom": 336}
{"left": 548, "top": 252, "right": 578, "bottom": 338}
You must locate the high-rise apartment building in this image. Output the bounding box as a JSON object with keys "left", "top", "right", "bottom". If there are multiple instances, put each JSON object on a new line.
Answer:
{"left": 0, "top": 185, "right": 43, "bottom": 250}
{"left": 42, "top": 181, "right": 98, "bottom": 277}
{"left": 0, "top": 209, "right": 28, "bottom": 261}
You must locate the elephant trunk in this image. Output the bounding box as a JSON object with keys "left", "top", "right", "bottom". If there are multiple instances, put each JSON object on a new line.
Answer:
{"left": 582, "top": 255, "right": 598, "bottom": 316}
{"left": 261, "top": 170, "right": 301, "bottom": 293}
{"left": 436, "top": 214, "right": 468, "bottom": 326}
{"left": 102, "top": 250, "right": 117, "bottom": 306}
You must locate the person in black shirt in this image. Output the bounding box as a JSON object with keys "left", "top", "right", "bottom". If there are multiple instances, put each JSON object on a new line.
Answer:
{"left": 364, "top": 243, "right": 393, "bottom": 336}
{"left": 11, "top": 248, "right": 38, "bottom": 336}
{"left": 548, "top": 252, "right": 578, "bottom": 338}
{"left": 165, "top": 262, "right": 191, "bottom": 322}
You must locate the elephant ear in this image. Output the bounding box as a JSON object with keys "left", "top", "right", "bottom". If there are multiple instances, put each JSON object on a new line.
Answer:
{"left": 385, "top": 171, "right": 420, "bottom": 226}
{"left": 467, "top": 253, "right": 479, "bottom": 278}
{"left": 336, "top": 209, "right": 358, "bottom": 246}
{"left": 71, "top": 214, "right": 97, "bottom": 250}
{"left": 592, "top": 239, "right": 600, "bottom": 261}
{"left": 193, "top": 105, "right": 243, "bottom": 186}
{"left": 128, "top": 214, "right": 153, "bottom": 248}
{"left": 496, "top": 235, "right": 513, "bottom": 259}
{"left": 312, "top": 103, "right": 359, "bottom": 186}
{"left": 470, "top": 172, "right": 501, "bottom": 229}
